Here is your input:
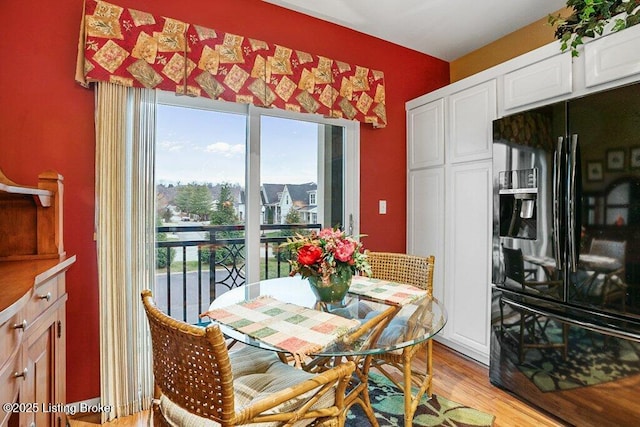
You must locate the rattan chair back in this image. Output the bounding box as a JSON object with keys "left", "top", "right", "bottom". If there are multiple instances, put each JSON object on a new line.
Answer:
{"left": 365, "top": 251, "right": 434, "bottom": 295}
{"left": 142, "top": 289, "right": 356, "bottom": 427}
{"left": 364, "top": 251, "right": 435, "bottom": 426}
{"left": 142, "top": 289, "right": 235, "bottom": 424}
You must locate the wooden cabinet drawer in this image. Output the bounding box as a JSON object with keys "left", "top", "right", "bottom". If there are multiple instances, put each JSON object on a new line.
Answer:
{"left": 24, "top": 276, "right": 60, "bottom": 325}
{"left": 0, "top": 310, "right": 24, "bottom": 367}
{"left": 0, "top": 349, "right": 22, "bottom": 426}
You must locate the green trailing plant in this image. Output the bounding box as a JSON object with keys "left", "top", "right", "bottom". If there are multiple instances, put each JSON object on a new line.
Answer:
{"left": 549, "top": 0, "right": 640, "bottom": 56}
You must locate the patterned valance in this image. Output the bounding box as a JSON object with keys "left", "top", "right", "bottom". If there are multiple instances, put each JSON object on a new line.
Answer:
{"left": 75, "top": 0, "right": 387, "bottom": 127}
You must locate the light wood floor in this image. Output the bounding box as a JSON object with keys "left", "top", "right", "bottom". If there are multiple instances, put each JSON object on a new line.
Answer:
{"left": 82, "top": 342, "right": 565, "bottom": 426}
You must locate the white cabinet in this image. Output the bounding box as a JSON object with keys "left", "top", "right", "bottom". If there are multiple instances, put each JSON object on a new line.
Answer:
{"left": 442, "top": 161, "right": 492, "bottom": 364}
{"left": 407, "top": 24, "right": 640, "bottom": 366}
{"left": 503, "top": 52, "right": 572, "bottom": 111}
{"left": 448, "top": 80, "right": 496, "bottom": 163}
{"left": 407, "top": 167, "right": 445, "bottom": 301}
{"left": 585, "top": 23, "right": 640, "bottom": 88}
{"left": 407, "top": 83, "right": 494, "bottom": 364}
{"left": 405, "top": 161, "right": 492, "bottom": 364}
{"left": 407, "top": 98, "right": 445, "bottom": 169}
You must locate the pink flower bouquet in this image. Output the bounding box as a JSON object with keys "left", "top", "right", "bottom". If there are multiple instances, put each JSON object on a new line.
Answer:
{"left": 282, "top": 228, "right": 371, "bottom": 287}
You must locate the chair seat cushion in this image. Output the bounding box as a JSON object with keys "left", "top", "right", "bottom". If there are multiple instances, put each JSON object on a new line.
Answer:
{"left": 159, "top": 345, "right": 336, "bottom": 427}
{"left": 363, "top": 307, "right": 430, "bottom": 355}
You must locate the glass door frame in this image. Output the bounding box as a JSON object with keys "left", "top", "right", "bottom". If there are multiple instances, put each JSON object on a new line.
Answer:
{"left": 156, "top": 91, "right": 360, "bottom": 285}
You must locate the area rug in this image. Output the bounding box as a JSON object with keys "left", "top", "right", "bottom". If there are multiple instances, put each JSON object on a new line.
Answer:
{"left": 346, "top": 373, "right": 495, "bottom": 427}
{"left": 499, "top": 321, "right": 640, "bottom": 392}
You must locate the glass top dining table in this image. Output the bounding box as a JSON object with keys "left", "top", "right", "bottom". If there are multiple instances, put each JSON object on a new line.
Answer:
{"left": 206, "top": 276, "right": 447, "bottom": 358}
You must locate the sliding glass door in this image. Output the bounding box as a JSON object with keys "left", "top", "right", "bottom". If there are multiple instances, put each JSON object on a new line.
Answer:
{"left": 154, "top": 91, "right": 359, "bottom": 320}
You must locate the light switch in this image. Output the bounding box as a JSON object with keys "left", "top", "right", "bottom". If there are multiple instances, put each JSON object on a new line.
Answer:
{"left": 379, "top": 200, "right": 387, "bottom": 214}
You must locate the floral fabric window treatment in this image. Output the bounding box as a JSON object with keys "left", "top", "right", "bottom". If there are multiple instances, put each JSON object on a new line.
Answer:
{"left": 76, "top": 0, "right": 387, "bottom": 127}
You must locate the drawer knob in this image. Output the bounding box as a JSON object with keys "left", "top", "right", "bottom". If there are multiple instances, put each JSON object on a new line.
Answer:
{"left": 39, "top": 292, "right": 52, "bottom": 302}
{"left": 13, "top": 320, "right": 28, "bottom": 330}
{"left": 13, "top": 368, "right": 28, "bottom": 379}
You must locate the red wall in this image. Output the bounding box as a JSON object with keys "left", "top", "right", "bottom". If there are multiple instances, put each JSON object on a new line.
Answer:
{"left": 0, "top": 0, "right": 448, "bottom": 402}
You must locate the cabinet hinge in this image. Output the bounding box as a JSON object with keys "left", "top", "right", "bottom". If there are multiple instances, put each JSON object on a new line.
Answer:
{"left": 57, "top": 320, "right": 62, "bottom": 338}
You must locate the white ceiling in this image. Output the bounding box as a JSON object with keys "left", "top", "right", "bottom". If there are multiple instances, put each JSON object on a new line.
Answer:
{"left": 262, "top": 0, "right": 568, "bottom": 61}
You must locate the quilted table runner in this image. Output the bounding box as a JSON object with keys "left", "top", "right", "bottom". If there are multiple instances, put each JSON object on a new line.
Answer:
{"left": 202, "top": 296, "right": 360, "bottom": 357}
{"left": 349, "top": 276, "right": 428, "bottom": 306}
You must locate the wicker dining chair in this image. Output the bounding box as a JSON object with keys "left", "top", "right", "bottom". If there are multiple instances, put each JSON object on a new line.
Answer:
{"left": 364, "top": 251, "right": 435, "bottom": 426}
{"left": 141, "top": 290, "right": 355, "bottom": 427}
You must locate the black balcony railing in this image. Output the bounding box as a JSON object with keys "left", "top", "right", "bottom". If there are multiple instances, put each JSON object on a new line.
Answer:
{"left": 155, "top": 223, "right": 321, "bottom": 323}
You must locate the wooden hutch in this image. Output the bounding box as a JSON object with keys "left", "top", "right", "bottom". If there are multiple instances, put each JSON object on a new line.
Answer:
{"left": 0, "top": 168, "right": 75, "bottom": 427}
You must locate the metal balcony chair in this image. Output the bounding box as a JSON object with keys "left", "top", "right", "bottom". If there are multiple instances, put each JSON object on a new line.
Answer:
{"left": 364, "top": 251, "right": 435, "bottom": 426}
{"left": 141, "top": 289, "right": 355, "bottom": 426}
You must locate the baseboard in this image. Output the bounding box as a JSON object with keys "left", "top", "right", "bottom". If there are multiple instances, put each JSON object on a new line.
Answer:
{"left": 434, "top": 336, "right": 490, "bottom": 366}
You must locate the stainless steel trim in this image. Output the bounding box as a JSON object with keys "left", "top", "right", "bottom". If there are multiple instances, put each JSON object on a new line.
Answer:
{"left": 568, "top": 134, "right": 579, "bottom": 272}
{"left": 502, "top": 297, "right": 640, "bottom": 343}
{"left": 498, "top": 188, "right": 539, "bottom": 195}
{"left": 553, "top": 137, "right": 563, "bottom": 270}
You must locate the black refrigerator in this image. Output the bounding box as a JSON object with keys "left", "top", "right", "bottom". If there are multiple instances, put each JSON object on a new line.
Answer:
{"left": 490, "top": 82, "right": 640, "bottom": 426}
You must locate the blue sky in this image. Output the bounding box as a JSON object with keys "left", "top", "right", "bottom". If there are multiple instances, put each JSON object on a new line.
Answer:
{"left": 156, "top": 105, "right": 318, "bottom": 187}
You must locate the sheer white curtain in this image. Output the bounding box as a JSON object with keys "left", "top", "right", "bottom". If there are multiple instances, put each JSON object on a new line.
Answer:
{"left": 94, "top": 82, "right": 156, "bottom": 421}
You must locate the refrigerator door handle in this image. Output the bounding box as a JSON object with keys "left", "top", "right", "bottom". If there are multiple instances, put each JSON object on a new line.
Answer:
{"left": 553, "top": 137, "right": 563, "bottom": 270}
{"left": 501, "top": 297, "right": 640, "bottom": 342}
{"left": 568, "top": 134, "right": 579, "bottom": 272}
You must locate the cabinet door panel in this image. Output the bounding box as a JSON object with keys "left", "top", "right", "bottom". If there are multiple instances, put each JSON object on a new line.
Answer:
{"left": 585, "top": 24, "right": 640, "bottom": 87}
{"left": 448, "top": 81, "right": 496, "bottom": 163}
{"left": 445, "top": 161, "right": 492, "bottom": 357}
{"left": 407, "top": 99, "right": 445, "bottom": 169}
{"left": 33, "top": 328, "right": 53, "bottom": 427}
{"left": 503, "top": 54, "right": 572, "bottom": 110}
{"left": 23, "top": 311, "right": 57, "bottom": 427}
{"left": 407, "top": 168, "right": 445, "bottom": 303}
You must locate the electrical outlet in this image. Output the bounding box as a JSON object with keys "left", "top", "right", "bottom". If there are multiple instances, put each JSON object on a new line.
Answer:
{"left": 379, "top": 200, "right": 387, "bottom": 214}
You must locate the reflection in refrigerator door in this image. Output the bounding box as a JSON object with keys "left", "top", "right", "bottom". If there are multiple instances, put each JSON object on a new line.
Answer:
{"left": 490, "top": 288, "right": 640, "bottom": 427}
{"left": 491, "top": 82, "right": 640, "bottom": 426}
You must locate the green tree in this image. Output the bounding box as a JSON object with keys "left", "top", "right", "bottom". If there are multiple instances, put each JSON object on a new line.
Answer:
{"left": 201, "top": 182, "right": 241, "bottom": 265}
{"left": 265, "top": 207, "right": 275, "bottom": 224}
{"left": 210, "top": 182, "right": 237, "bottom": 225}
{"left": 161, "top": 207, "right": 172, "bottom": 223}
{"left": 275, "top": 208, "right": 303, "bottom": 262}
{"left": 174, "top": 185, "right": 193, "bottom": 214}
{"left": 190, "top": 184, "right": 213, "bottom": 221}
{"left": 174, "top": 183, "right": 214, "bottom": 220}
{"left": 285, "top": 208, "right": 302, "bottom": 225}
